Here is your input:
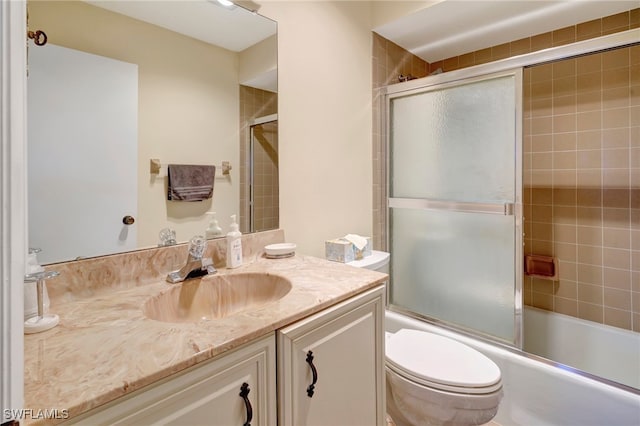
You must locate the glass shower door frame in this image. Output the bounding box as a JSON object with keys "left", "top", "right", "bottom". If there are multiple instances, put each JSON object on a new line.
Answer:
{"left": 384, "top": 69, "right": 524, "bottom": 348}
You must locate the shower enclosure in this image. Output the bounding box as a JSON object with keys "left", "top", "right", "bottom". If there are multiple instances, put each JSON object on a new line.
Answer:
{"left": 387, "top": 70, "right": 523, "bottom": 347}
{"left": 383, "top": 30, "right": 638, "bottom": 390}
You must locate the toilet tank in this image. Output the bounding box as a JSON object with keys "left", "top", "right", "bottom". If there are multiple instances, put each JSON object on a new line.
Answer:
{"left": 347, "top": 250, "right": 390, "bottom": 274}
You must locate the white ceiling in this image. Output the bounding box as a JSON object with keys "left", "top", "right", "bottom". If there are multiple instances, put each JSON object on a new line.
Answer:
{"left": 374, "top": 1, "right": 638, "bottom": 63}
{"left": 86, "top": 0, "right": 276, "bottom": 52}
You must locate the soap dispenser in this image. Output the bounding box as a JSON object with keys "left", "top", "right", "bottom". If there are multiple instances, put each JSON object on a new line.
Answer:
{"left": 226, "top": 215, "right": 243, "bottom": 268}
{"left": 205, "top": 211, "right": 223, "bottom": 238}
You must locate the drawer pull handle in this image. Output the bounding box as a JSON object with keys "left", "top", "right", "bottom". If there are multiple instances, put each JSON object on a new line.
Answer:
{"left": 239, "top": 382, "right": 252, "bottom": 426}
{"left": 306, "top": 350, "right": 318, "bottom": 398}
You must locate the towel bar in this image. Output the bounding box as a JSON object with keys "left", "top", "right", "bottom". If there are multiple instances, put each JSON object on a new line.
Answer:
{"left": 149, "top": 159, "right": 232, "bottom": 176}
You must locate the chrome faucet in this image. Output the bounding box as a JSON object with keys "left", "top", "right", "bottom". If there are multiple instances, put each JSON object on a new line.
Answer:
{"left": 166, "top": 235, "right": 216, "bottom": 283}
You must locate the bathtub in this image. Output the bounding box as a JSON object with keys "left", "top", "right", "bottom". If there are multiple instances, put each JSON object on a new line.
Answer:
{"left": 523, "top": 306, "right": 640, "bottom": 390}
{"left": 386, "top": 310, "right": 640, "bottom": 426}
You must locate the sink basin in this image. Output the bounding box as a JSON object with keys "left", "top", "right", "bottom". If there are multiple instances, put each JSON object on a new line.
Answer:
{"left": 142, "top": 272, "right": 292, "bottom": 323}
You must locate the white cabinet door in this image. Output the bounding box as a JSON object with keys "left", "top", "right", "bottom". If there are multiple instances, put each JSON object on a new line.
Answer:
{"left": 65, "top": 334, "right": 276, "bottom": 426}
{"left": 278, "top": 286, "right": 385, "bottom": 426}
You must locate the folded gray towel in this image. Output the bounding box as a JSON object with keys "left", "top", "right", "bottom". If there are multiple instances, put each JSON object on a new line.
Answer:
{"left": 167, "top": 164, "right": 216, "bottom": 201}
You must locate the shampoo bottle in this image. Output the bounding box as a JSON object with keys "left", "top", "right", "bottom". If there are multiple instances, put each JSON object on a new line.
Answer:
{"left": 226, "top": 215, "right": 243, "bottom": 268}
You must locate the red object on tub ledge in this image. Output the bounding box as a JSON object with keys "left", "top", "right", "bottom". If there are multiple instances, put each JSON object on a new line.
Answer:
{"left": 524, "top": 255, "right": 557, "bottom": 280}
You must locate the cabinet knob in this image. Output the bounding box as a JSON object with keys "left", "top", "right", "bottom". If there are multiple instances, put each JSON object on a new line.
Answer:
{"left": 306, "top": 350, "right": 318, "bottom": 398}
{"left": 239, "top": 382, "right": 252, "bottom": 426}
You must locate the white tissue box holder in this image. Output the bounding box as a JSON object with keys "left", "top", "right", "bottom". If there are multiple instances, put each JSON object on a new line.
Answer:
{"left": 325, "top": 237, "right": 372, "bottom": 263}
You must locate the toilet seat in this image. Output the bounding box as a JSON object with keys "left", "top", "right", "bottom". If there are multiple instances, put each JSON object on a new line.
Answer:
{"left": 386, "top": 329, "right": 502, "bottom": 395}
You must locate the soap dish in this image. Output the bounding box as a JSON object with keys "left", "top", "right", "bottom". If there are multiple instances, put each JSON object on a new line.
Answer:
{"left": 265, "top": 243, "right": 296, "bottom": 259}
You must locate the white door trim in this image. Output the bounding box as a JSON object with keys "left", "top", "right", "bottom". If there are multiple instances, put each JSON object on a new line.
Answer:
{"left": 1, "top": 0, "right": 26, "bottom": 420}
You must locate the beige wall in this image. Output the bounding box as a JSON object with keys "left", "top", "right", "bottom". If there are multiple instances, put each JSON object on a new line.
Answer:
{"left": 259, "top": 1, "right": 374, "bottom": 257}
{"left": 29, "top": 1, "right": 240, "bottom": 249}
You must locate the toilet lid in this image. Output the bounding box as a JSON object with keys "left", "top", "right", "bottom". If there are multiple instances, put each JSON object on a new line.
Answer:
{"left": 386, "top": 329, "right": 502, "bottom": 393}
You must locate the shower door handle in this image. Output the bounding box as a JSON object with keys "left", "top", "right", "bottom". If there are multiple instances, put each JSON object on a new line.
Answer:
{"left": 389, "top": 198, "right": 515, "bottom": 216}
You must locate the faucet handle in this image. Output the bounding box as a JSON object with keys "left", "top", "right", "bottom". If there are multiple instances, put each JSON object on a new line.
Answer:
{"left": 188, "top": 235, "right": 207, "bottom": 260}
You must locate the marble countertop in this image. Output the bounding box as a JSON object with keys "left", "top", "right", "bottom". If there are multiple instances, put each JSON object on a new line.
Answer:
{"left": 23, "top": 254, "right": 387, "bottom": 424}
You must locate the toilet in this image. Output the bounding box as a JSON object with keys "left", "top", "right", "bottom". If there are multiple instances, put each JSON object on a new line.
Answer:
{"left": 348, "top": 251, "right": 503, "bottom": 426}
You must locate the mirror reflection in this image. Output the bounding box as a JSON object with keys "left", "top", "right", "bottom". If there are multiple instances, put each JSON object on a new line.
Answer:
{"left": 27, "top": 0, "right": 278, "bottom": 264}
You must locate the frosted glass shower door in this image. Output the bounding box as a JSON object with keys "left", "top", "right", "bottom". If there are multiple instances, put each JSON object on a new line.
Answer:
{"left": 388, "top": 70, "right": 522, "bottom": 346}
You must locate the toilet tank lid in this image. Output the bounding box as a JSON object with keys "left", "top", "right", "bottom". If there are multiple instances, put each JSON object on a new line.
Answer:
{"left": 347, "top": 250, "right": 390, "bottom": 270}
{"left": 347, "top": 250, "right": 390, "bottom": 271}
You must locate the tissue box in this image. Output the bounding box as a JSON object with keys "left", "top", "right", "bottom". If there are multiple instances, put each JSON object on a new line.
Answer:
{"left": 325, "top": 236, "right": 372, "bottom": 262}
{"left": 325, "top": 239, "right": 355, "bottom": 263}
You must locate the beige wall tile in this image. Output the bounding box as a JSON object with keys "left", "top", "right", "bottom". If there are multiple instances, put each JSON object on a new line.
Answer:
{"left": 578, "top": 301, "right": 603, "bottom": 322}
{"left": 603, "top": 247, "right": 631, "bottom": 269}
{"left": 553, "top": 205, "right": 577, "bottom": 224}
{"left": 531, "top": 205, "right": 553, "bottom": 222}
{"left": 532, "top": 278, "right": 555, "bottom": 294}
{"left": 554, "top": 133, "right": 576, "bottom": 151}
{"left": 554, "top": 223, "right": 576, "bottom": 243}
{"left": 603, "top": 66, "right": 630, "bottom": 90}
{"left": 532, "top": 134, "right": 553, "bottom": 151}
{"left": 577, "top": 89, "right": 602, "bottom": 113}
{"left": 604, "top": 287, "right": 632, "bottom": 310}
{"left": 604, "top": 207, "right": 630, "bottom": 228}
{"left": 577, "top": 206, "right": 602, "bottom": 226}
{"left": 577, "top": 149, "right": 602, "bottom": 169}
{"left": 577, "top": 110, "right": 602, "bottom": 131}
{"left": 602, "top": 128, "right": 630, "bottom": 149}
{"left": 602, "top": 11, "right": 630, "bottom": 33}
{"left": 532, "top": 188, "right": 553, "bottom": 204}
{"left": 578, "top": 263, "right": 603, "bottom": 284}
{"left": 553, "top": 170, "right": 577, "bottom": 188}
{"left": 604, "top": 169, "right": 630, "bottom": 188}
{"left": 577, "top": 244, "right": 603, "bottom": 265}
{"left": 578, "top": 282, "right": 603, "bottom": 304}
{"left": 577, "top": 130, "right": 602, "bottom": 150}
{"left": 603, "top": 107, "right": 630, "bottom": 129}
{"left": 555, "top": 242, "right": 577, "bottom": 261}
{"left": 577, "top": 188, "right": 601, "bottom": 207}
{"left": 532, "top": 152, "right": 553, "bottom": 169}
{"left": 554, "top": 296, "right": 578, "bottom": 316}
{"left": 577, "top": 169, "right": 602, "bottom": 187}
{"left": 577, "top": 54, "right": 602, "bottom": 74}
{"left": 604, "top": 307, "right": 632, "bottom": 329}
{"left": 532, "top": 292, "right": 554, "bottom": 310}
{"left": 532, "top": 222, "right": 553, "bottom": 240}
{"left": 552, "top": 280, "right": 572, "bottom": 300}
{"left": 577, "top": 19, "right": 602, "bottom": 40}
{"left": 603, "top": 47, "right": 630, "bottom": 70}
{"left": 553, "top": 26, "right": 576, "bottom": 46}
{"left": 555, "top": 188, "right": 578, "bottom": 205}
{"left": 603, "top": 87, "right": 630, "bottom": 110}
{"left": 577, "top": 225, "right": 603, "bottom": 246}
{"left": 577, "top": 71, "right": 602, "bottom": 93}
{"left": 557, "top": 261, "right": 578, "bottom": 282}
{"left": 604, "top": 266, "right": 632, "bottom": 290}
{"left": 603, "top": 227, "right": 631, "bottom": 249}
{"left": 532, "top": 97, "right": 553, "bottom": 117}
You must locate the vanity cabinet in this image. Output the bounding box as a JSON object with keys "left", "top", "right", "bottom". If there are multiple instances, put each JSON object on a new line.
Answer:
{"left": 278, "top": 286, "right": 386, "bottom": 426}
{"left": 64, "top": 334, "right": 277, "bottom": 426}
{"left": 62, "top": 285, "right": 385, "bottom": 426}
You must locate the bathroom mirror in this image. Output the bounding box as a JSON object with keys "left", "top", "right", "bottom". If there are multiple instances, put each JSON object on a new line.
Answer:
{"left": 27, "top": 0, "right": 278, "bottom": 264}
